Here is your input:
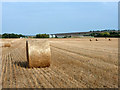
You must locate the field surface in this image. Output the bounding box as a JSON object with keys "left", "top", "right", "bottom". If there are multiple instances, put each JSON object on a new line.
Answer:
{"left": 0, "top": 38, "right": 118, "bottom": 88}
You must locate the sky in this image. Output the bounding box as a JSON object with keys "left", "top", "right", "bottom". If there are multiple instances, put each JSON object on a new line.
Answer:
{"left": 2, "top": 2, "right": 118, "bottom": 35}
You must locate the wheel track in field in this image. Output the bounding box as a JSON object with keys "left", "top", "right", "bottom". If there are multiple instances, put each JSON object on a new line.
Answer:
{"left": 9, "top": 53, "right": 14, "bottom": 88}
{"left": 3, "top": 53, "right": 13, "bottom": 88}
{"left": 5, "top": 54, "right": 11, "bottom": 87}
{"left": 1, "top": 55, "right": 7, "bottom": 86}
{"left": 11, "top": 52, "right": 18, "bottom": 88}
{"left": 2, "top": 54, "right": 7, "bottom": 88}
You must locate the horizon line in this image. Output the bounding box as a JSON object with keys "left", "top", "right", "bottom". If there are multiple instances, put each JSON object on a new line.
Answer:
{"left": 1, "top": 29, "right": 119, "bottom": 35}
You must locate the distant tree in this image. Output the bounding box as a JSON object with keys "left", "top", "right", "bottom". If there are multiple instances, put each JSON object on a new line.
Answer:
{"left": 2, "top": 33, "right": 9, "bottom": 38}
{"left": 103, "top": 32, "right": 110, "bottom": 37}
{"left": 88, "top": 30, "right": 119, "bottom": 37}
{"left": 2, "top": 33, "right": 25, "bottom": 38}
{"left": 90, "top": 33, "right": 96, "bottom": 36}
{"left": 36, "top": 34, "right": 49, "bottom": 38}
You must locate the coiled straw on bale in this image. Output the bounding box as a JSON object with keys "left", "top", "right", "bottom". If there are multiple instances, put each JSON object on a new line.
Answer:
{"left": 26, "top": 40, "right": 51, "bottom": 68}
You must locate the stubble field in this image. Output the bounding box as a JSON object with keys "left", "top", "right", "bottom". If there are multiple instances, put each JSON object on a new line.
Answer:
{"left": 0, "top": 38, "right": 118, "bottom": 88}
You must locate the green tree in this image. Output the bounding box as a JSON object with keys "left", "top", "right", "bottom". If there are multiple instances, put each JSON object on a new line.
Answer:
{"left": 103, "top": 32, "right": 110, "bottom": 36}
{"left": 36, "top": 34, "right": 49, "bottom": 38}
{"left": 2, "top": 33, "right": 25, "bottom": 38}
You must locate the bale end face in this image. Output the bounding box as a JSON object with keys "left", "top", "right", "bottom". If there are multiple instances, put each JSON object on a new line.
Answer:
{"left": 26, "top": 40, "right": 51, "bottom": 68}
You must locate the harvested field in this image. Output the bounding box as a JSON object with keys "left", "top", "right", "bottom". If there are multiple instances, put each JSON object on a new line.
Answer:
{"left": 0, "top": 38, "right": 118, "bottom": 88}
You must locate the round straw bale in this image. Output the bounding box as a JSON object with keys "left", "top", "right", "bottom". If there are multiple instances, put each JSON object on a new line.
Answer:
{"left": 90, "top": 39, "right": 92, "bottom": 41}
{"left": 95, "top": 39, "right": 98, "bottom": 41}
{"left": 26, "top": 40, "right": 51, "bottom": 68}
{"left": 3, "top": 43, "right": 11, "bottom": 47}
{"left": 108, "top": 39, "right": 111, "bottom": 41}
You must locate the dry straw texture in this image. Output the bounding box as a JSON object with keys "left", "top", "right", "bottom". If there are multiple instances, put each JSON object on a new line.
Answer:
{"left": 26, "top": 40, "right": 51, "bottom": 68}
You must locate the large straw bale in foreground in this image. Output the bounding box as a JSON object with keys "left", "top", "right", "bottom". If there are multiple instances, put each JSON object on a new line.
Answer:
{"left": 26, "top": 40, "right": 51, "bottom": 68}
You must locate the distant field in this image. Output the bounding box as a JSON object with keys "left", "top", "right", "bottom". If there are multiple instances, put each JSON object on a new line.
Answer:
{"left": 0, "top": 38, "right": 118, "bottom": 88}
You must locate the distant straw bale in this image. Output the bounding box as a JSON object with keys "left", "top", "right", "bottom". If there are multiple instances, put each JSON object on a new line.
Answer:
{"left": 96, "top": 39, "right": 98, "bottom": 41}
{"left": 26, "top": 40, "right": 51, "bottom": 68}
{"left": 90, "top": 39, "right": 92, "bottom": 41}
{"left": 108, "top": 39, "right": 111, "bottom": 41}
{"left": 3, "top": 43, "right": 11, "bottom": 47}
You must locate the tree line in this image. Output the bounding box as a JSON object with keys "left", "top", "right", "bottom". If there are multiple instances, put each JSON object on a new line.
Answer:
{"left": 0, "top": 33, "right": 50, "bottom": 38}
{"left": 36, "top": 34, "right": 49, "bottom": 38}
{"left": 1, "top": 33, "right": 26, "bottom": 38}
{"left": 90, "top": 32, "right": 120, "bottom": 37}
